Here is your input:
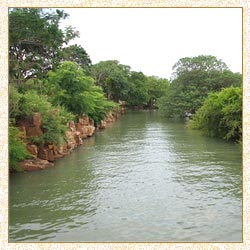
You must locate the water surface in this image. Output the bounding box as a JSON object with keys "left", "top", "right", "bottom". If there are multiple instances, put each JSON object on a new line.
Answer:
{"left": 9, "top": 110, "right": 242, "bottom": 242}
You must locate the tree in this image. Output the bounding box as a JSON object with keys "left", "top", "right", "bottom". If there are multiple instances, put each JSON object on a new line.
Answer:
{"left": 60, "top": 44, "right": 92, "bottom": 73}
{"left": 47, "top": 61, "right": 115, "bottom": 124}
{"left": 159, "top": 55, "right": 242, "bottom": 117}
{"left": 146, "top": 76, "right": 169, "bottom": 108}
{"left": 91, "top": 60, "right": 131, "bottom": 102}
{"left": 126, "top": 71, "right": 149, "bottom": 107}
{"left": 9, "top": 8, "right": 79, "bottom": 85}
{"left": 171, "top": 55, "right": 229, "bottom": 79}
{"left": 190, "top": 86, "right": 242, "bottom": 143}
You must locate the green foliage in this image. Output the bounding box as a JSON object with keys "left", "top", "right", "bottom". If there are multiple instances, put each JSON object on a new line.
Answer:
{"left": 47, "top": 61, "right": 115, "bottom": 124}
{"left": 34, "top": 110, "right": 69, "bottom": 146}
{"left": 172, "top": 55, "right": 229, "bottom": 79}
{"left": 91, "top": 60, "right": 131, "bottom": 102}
{"left": 92, "top": 60, "right": 169, "bottom": 108}
{"left": 60, "top": 44, "right": 92, "bottom": 73}
{"left": 159, "top": 55, "right": 242, "bottom": 117}
{"left": 9, "top": 125, "right": 29, "bottom": 171}
{"left": 146, "top": 76, "right": 169, "bottom": 108}
{"left": 18, "top": 90, "right": 74, "bottom": 146}
{"left": 9, "top": 8, "right": 79, "bottom": 84}
{"left": 9, "top": 84, "right": 22, "bottom": 119}
{"left": 190, "top": 86, "right": 242, "bottom": 142}
{"left": 17, "top": 78, "right": 48, "bottom": 95}
{"left": 158, "top": 84, "right": 186, "bottom": 118}
{"left": 126, "top": 71, "right": 149, "bottom": 106}
{"left": 19, "top": 90, "right": 52, "bottom": 117}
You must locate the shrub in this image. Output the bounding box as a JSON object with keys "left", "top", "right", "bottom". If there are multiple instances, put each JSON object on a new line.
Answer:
{"left": 47, "top": 61, "right": 115, "bottom": 124}
{"left": 9, "top": 125, "right": 30, "bottom": 171}
{"left": 19, "top": 90, "right": 74, "bottom": 146}
{"left": 190, "top": 86, "right": 242, "bottom": 142}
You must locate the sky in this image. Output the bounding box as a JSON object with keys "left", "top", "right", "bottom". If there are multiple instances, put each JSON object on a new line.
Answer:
{"left": 60, "top": 8, "right": 242, "bottom": 79}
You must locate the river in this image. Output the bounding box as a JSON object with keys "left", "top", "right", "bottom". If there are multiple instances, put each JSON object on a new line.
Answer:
{"left": 9, "top": 110, "right": 242, "bottom": 242}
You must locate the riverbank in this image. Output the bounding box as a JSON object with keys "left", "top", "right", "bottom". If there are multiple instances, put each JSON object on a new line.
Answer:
{"left": 18, "top": 107, "right": 125, "bottom": 171}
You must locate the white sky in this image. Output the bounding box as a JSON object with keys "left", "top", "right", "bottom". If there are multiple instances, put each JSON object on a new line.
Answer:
{"left": 60, "top": 8, "right": 242, "bottom": 79}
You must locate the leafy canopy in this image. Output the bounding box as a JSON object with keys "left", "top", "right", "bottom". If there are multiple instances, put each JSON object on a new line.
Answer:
{"left": 47, "top": 61, "right": 115, "bottom": 124}
{"left": 9, "top": 8, "right": 79, "bottom": 84}
{"left": 159, "top": 55, "right": 241, "bottom": 117}
{"left": 91, "top": 60, "right": 131, "bottom": 102}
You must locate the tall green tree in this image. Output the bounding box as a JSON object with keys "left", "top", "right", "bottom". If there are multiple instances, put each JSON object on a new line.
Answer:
{"left": 60, "top": 44, "right": 92, "bottom": 73}
{"left": 91, "top": 60, "right": 131, "bottom": 102}
{"left": 159, "top": 55, "right": 241, "bottom": 117}
{"left": 47, "top": 61, "right": 115, "bottom": 124}
{"left": 126, "top": 71, "right": 149, "bottom": 107}
{"left": 171, "top": 55, "right": 229, "bottom": 79}
{"left": 9, "top": 8, "right": 79, "bottom": 85}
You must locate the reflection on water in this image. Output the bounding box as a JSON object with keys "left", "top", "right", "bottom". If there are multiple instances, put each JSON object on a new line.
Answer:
{"left": 10, "top": 110, "right": 242, "bottom": 242}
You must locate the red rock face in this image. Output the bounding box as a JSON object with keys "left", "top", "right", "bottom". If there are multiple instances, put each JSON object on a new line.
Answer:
{"left": 38, "top": 147, "right": 49, "bottom": 161}
{"left": 26, "top": 144, "right": 38, "bottom": 158}
{"left": 47, "top": 148, "right": 55, "bottom": 162}
{"left": 18, "top": 109, "right": 125, "bottom": 171}
{"left": 105, "top": 112, "right": 116, "bottom": 123}
{"left": 69, "top": 121, "right": 76, "bottom": 131}
{"left": 78, "top": 114, "right": 89, "bottom": 125}
{"left": 17, "top": 113, "right": 43, "bottom": 137}
{"left": 86, "top": 126, "right": 95, "bottom": 136}
{"left": 89, "top": 119, "right": 94, "bottom": 126}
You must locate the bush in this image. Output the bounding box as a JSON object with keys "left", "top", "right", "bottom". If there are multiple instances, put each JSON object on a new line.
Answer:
{"left": 9, "top": 84, "right": 22, "bottom": 119}
{"left": 18, "top": 79, "right": 48, "bottom": 95}
{"left": 47, "top": 61, "right": 115, "bottom": 124}
{"left": 19, "top": 90, "right": 74, "bottom": 146}
{"left": 189, "top": 86, "right": 242, "bottom": 142}
{"left": 9, "top": 125, "right": 30, "bottom": 171}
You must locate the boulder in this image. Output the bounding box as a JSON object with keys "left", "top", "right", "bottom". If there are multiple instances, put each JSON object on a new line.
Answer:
{"left": 26, "top": 144, "right": 38, "bottom": 158}
{"left": 75, "top": 131, "right": 83, "bottom": 145}
{"left": 38, "top": 147, "right": 49, "bottom": 161}
{"left": 68, "top": 121, "right": 76, "bottom": 132}
{"left": 86, "top": 125, "right": 95, "bottom": 136}
{"left": 47, "top": 148, "right": 55, "bottom": 162}
{"left": 17, "top": 115, "right": 43, "bottom": 137}
{"left": 79, "top": 114, "right": 89, "bottom": 125}
{"left": 89, "top": 119, "right": 95, "bottom": 126}
{"left": 25, "top": 126, "right": 43, "bottom": 137}
{"left": 20, "top": 159, "right": 54, "bottom": 171}
{"left": 33, "top": 112, "right": 42, "bottom": 128}
{"left": 76, "top": 123, "right": 89, "bottom": 138}
{"left": 105, "top": 112, "right": 115, "bottom": 123}
{"left": 65, "top": 131, "right": 77, "bottom": 150}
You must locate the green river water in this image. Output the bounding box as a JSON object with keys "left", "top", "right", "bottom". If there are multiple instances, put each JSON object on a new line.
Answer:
{"left": 9, "top": 110, "right": 242, "bottom": 242}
